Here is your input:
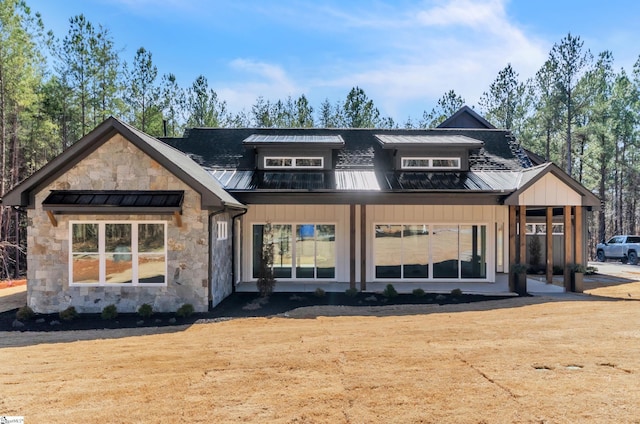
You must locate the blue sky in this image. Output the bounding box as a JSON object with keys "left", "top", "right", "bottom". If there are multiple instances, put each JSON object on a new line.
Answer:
{"left": 27, "top": 0, "right": 640, "bottom": 123}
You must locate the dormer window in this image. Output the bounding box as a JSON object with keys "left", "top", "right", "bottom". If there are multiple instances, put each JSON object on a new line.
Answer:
{"left": 264, "top": 156, "right": 324, "bottom": 169}
{"left": 401, "top": 157, "right": 461, "bottom": 170}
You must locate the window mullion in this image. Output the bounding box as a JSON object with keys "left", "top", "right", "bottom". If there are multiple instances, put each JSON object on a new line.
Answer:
{"left": 99, "top": 223, "right": 106, "bottom": 284}
{"left": 132, "top": 223, "right": 139, "bottom": 285}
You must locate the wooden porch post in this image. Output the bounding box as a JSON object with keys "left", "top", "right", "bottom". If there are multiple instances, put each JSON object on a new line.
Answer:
{"left": 519, "top": 206, "right": 527, "bottom": 264}
{"left": 563, "top": 205, "right": 573, "bottom": 291}
{"left": 546, "top": 207, "right": 553, "bottom": 284}
{"left": 574, "top": 206, "right": 584, "bottom": 293}
{"left": 518, "top": 205, "right": 527, "bottom": 294}
{"left": 508, "top": 206, "right": 517, "bottom": 292}
{"left": 349, "top": 204, "right": 356, "bottom": 290}
{"left": 360, "top": 204, "right": 367, "bottom": 291}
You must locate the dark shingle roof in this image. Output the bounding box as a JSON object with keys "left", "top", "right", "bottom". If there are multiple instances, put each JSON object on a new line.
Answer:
{"left": 162, "top": 127, "right": 533, "bottom": 195}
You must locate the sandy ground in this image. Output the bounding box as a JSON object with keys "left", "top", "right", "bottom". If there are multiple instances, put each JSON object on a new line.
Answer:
{"left": 1, "top": 274, "right": 640, "bottom": 422}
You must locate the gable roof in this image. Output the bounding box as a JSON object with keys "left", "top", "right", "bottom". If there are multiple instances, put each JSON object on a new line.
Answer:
{"left": 437, "top": 106, "right": 496, "bottom": 129}
{"left": 504, "top": 162, "right": 600, "bottom": 207}
{"left": 1, "top": 117, "right": 245, "bottom": 210}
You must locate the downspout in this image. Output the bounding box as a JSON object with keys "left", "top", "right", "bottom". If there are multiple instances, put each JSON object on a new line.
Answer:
{"left": 208, "top": 207, "right": 227, "bottom": 310}
{"left": 231, "top": 208, "right": 248, "bottom": 293}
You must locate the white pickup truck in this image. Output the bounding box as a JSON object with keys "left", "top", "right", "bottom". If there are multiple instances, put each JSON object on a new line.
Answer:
{"left": 596, "top": 235, "right": 640, "bottom": 265}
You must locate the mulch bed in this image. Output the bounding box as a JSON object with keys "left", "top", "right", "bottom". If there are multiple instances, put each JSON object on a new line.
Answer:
{"left": 0, "top": 291, "right": 510, "bottom": 332}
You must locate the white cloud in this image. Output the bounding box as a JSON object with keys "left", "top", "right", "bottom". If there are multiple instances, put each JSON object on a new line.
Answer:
{"left": 416, "top": 0, "right": 505, "bottom": 29}
{"left": 303, "top": 0, "right": 549, "bottom": 119}
{"left": 217, "top": 59, "right": 305, "bottom": 114}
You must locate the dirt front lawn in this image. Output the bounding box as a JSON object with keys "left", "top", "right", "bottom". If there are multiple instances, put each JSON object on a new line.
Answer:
{"left": 1, "top": 286, "right": 640, "bottom": 423}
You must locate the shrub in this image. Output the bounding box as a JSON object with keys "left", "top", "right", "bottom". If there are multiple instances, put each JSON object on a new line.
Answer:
{"left": 382, "top": 284, "right": 398, "bottom": 298}
{"left": 59, "top": 306, "right": 78, "bottom": 321}
{"left": 571, "top": 264, "right": 587, "bottom": 274}
{"left": 412, "top": 288, "right": 426, "bottom": 297}
{"left": 345, "top": 287, "right": 359, "bottom": 297}
{"left": 552, "top": 265, "right": 564, "bottom": 275}
{"left": 101, "top": 304, "right": 118, "bottom": 320}
{"left": 314, "top": 287, "right": 326, "bottom": 298}
{"left": 585, "top": 265, "right": 598, "bottom": 275}
{"left": 137, "top": 303, "right": 153, "bottom": 319}
{"left": 511, "top": 263, "right": 528, "bottom": 275}
{"left": 450, "top": 288, "right": 463, "bottom": 297}
{"left": 176, "top": 303, "right": 195, "bottom": 318}
{"left": 16, "top": 306, "right": 35, "bottom": 321}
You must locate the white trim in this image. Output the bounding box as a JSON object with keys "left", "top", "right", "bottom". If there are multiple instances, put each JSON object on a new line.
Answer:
{"left": 216, "top": 221, "right": 228, "bottom": 240}
{"left": 69, "top": 220, "right": 168, "bottom": 287}
{"left": 401, "top": 157, "right": 461, "bottom": 170}
{"left": 372, "top": 222, "right": 490, "bottom": 282}
{"left": 264, "top": 156, "right": 324, "bottom": 169}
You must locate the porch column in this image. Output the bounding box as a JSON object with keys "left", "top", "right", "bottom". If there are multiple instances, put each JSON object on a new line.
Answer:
{"left": 360, "top": 204, "right": 367, "bottom": 291}
{"left": 508, "top": 206, "right": 517, "bottom": 292}
{"left": 349, "top": 204, "right": 356, "bottom": 290}
{"left": 519, "top": 206, "right": 527, "bottom": 264}
{"left": 518, "top": 205, "right": 527, "bottom": 294}
{"left": 563, "top": 205, "right": 573, "bottom": 291}
{"left": 574, "top": 206, "right": 584, "bottom": 293}
{"left": 546, "top": 207, "right": 553, "bottom": 284}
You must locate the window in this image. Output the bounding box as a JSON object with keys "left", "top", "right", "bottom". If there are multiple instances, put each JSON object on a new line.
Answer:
{"left": 401, "top": 157, "right": 460, "bottom": 170}
{"left": 264, "top": 157, "right": 323, "bottom": 169}
{"left": 374, "top": 224, "right": 487, "bottom": 280}
{"left": 525, "top": 223, "right": 564, "bottom": 235}
{"left": 252, "top": 223, "right": 335, "bottom": 279}
{"left": 70, "top": 221, "right": 167, "bottom": 286}
{"left": 217, "top": 221, "right": 228, "bottom": 240}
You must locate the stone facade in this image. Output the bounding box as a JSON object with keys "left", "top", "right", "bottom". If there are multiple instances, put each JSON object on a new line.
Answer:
{"left": 27, "top": 134, "right": 214, "bottom": 313}
{"left": 211, "top": 212, "right": 233, "bottom": 307}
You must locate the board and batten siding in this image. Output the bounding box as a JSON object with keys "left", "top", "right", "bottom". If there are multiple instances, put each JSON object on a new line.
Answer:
{"left": 240, "top": 204, "right": 510, "bottom": 287}
{"left": 519, "top": 173, "right": 582, "bottom": 206}
{"left": 241, "top": 204, "right": 351, "bottom": 283}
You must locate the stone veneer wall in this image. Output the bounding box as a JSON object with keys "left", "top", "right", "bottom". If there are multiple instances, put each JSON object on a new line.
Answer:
{"left": 27, "top": 134, "right": 215, "bottom": 313}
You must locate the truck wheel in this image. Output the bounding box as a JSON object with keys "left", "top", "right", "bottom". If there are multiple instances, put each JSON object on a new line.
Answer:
{"left": 596, "top": 250, "right": 605, "bottom": 262}
{"left": 629, "top": 251, "right": 638, "bottom": 265}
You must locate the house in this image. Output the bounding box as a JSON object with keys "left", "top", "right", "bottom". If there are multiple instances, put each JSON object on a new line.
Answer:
{"left": 1, "top": 107, "right": 599, "bottom": 313}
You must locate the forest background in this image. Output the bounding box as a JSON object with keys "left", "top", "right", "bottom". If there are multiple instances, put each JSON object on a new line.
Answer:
{"left": 0, "top": 0, "right": 636, "bottom": 278}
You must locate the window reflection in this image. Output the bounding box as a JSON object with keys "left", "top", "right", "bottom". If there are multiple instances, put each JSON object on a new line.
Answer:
{"left": 375, "top": 225, "right": 402, "bottom": 278}
{"left": 460, "top": 225, "right": 486, "bottom": 278}
{"left": 403, "top": 225, "right": 429, "bottom": 278}
{"left": 432, "top": 225, "right": 459, "bottom": 278}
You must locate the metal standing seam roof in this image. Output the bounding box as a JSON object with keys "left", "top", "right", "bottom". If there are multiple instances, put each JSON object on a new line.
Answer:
{"left": 375, "top": 134, "right": 485, "bottom": 147}
{"left": 209, "top": 169, "right": 521, "bottom": 192}
{"left": 243, "top": 134, "right": 345, "bottom": 146}
{"left": 42, "top": 190, "right": 184, "bottom": 212}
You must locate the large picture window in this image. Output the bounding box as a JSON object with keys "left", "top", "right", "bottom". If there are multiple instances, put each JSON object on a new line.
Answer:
{"left": 252, "top": 223, "right": 335, "bottom": 280}
{"left": 70, "top": 221, "right": 167, "bottom": 286}
{"left": 374, "top": 223, "right": 487, "bottom": 280}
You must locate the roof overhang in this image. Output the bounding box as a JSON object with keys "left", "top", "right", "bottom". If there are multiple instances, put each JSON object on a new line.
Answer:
{"left": 242, "top": 134, "right": 345, "bottom": 148}
{"left": 1, "top": 117, "right": 245, "bottom": 211}
{"left": 375, "top": 134, "right": 484, "bottom": 149}
{"left": 42, "top": 190, "right": 184, "bottom": 214}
